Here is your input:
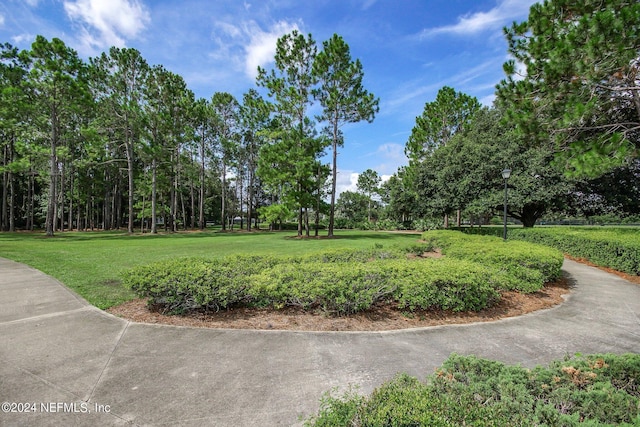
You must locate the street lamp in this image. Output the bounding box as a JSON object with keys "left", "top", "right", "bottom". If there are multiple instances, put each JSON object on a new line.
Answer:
{"left": 502, "top": 168, "right": 511, "bottom": 241}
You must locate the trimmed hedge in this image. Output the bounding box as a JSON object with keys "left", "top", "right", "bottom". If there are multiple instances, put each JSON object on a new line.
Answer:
{"left": 512, "top": 227, "right": 640, "bottom": 276}
{"left": 122, "top": 255, "right": 290, "bottom": 314}
{"left": 122, "top": 237, "right": 563, "bottom": 316}
{"left": 457, "top": 226, "right": 640, "bottom": 276}
{"left": 305, "top": 353, "right": 640, "bottom": 426}
{"left": 250, "top": 258, "right": 503, "bottom": 315}
{"left": 422, "top": 230, "right": 564, "bottom": 292}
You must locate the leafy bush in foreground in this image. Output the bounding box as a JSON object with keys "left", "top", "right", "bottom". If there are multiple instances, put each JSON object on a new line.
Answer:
{"left": 305, "top": 353, "right": 640, "bottom": 426}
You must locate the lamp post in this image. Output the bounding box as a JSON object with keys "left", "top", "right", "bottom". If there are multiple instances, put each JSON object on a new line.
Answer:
{"left": 502, "top": 168, "right": 511, "bottom": 241}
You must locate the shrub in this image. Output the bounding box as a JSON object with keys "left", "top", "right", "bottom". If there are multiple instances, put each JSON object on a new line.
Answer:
{"left": 305, "top": 353, "right": 640, "bottom": 426}
{"left": 412, "top": 217, "right": 444, "bottom": 232}
{"left": 392, "top": 259, "right": 501, "bottom": 312}
{"left": 375, "top": 218, "right": 405, "bottom": 231}
{"left": 122, "top": 255, "right": 292, "bottom": 314}
{"left": 455, "top": 226, "right": 640, "bottom": 276}
{"left": 508, "top": 227, "right": 640, "bottom": 276}
{"left": 123, "top": 236, "right": 563, "bottom": 316}
{"left": 249, "top": 262, "right": 397, "bottom": 315}
{"left": 302, "top": 247, "right": 404, "bottom": 263}
{"left": 332, "top": 217, "right": 356, "bottom": 229}
{"left": 422, "top": 230, "right": 564, "bottom": 292}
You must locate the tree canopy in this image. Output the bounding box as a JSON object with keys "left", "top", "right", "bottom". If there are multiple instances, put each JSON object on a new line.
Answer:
{"left": 497, "top": 0, "right": 640, "bottom": 177}
{"left": 313, "top": 34, "right": 379, "bottom": 236}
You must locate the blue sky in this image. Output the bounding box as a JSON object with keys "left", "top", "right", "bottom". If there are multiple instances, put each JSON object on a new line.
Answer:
{"left": 0, "top": 0, "right": 537, "bottom": 195}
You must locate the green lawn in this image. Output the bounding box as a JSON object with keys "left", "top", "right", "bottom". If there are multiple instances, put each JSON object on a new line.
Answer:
{"left": 0, "top": 230, "right": 421, "bottom": 309}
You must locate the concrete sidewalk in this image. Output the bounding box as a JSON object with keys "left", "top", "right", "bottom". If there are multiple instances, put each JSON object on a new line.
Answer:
{"left": 0, "top": 257, "right": 639, "bottom": 426}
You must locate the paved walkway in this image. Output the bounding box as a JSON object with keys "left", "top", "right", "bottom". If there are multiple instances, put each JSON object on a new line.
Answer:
{"left": 0, "top": 258, "right": 639, "bottom": 426}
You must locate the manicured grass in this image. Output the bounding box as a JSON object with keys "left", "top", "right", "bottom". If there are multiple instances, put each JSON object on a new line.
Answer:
{"left": 0, "top": 230, "right": 421, "bottom": 309}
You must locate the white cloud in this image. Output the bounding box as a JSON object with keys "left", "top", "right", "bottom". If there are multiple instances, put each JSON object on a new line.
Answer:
{"left": 244, "top": 20, "right": 299, "bottom": 79}
{"left": 24, "top": 0, "right": 40, "bottom": 6}
{"left": 0, "top": 14, "right": 4, "bottom": 27}
{"left": 335, "top": 170, "right": 359, "bottom": 198}
{"left": 371, "top": 143, "right": 408, "bottom": 175}
{"left": 11, "top": 33, "right": 35, "bottom": 45}
{"left": 419, "top": 0, "right": 536, "bottom": 38}
{"left": 63, "top": 0, "right": 150, "bottom": 51}
{"left": 480, "top": 93, "right": 496, "bottom": 106}
{"left": 206, "top": 19, "right": 300, "bottom": 81}
{"left": 385, "top": 59, "right": 501, "bottom": 115}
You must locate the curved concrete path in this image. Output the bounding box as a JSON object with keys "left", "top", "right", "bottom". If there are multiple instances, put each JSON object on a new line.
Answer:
{"left": 0, "top": 258, "right": 639, "bottom": 426}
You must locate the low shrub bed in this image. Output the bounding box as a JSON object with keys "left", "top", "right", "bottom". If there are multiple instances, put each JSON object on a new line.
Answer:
{"left": 305, "top": 353, "right": 640, "bottom": 426}
{"left": 122, "top": 237, "right": 560, "bottom": 316}
{"left": 456, "top": 226, "right": 640, "bottom": 276}
{"left": 422, "top": 230, "right": 564, "bottom": 293}
{"left": 509, "top": 227, "right": 640, "bottom": 276}
{"left": 250, "top": 258, "right": 502, "bottom": 315}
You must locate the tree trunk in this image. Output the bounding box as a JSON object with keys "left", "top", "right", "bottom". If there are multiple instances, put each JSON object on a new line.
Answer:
{"left": 59, "top": 161, "right": 65, "bottom": 232}
{"left": 199, "top": 131, "right": 206, "bottom": 230}
{"left": 328, "top": 123, "right": 338, "bottom": 237}
{"left": 180, "top": 190, "right": 187, "bottom": 231}
{"left": 126, "top": 140, "right": 134, "bottom": 234}
{"left": 77, "top": 193, "right": 82, "bottom": 231}
{"left": 239, "top": 169, "right": 244, "bottom": 230}
{"left": 140, "top": 195, "right": 146, "bottom": 233}
{"left": 189, "top": 147, "right": 196, "bottom": 230}
{"left": 68, "top": 168, "right": 73, "bottom": 230}
{"left": 190, "top": 180, "right": 195, "bottom": 230}
{"left": 27, "top": 168, "right": 34, "bottom": 230}
{"left": 8, "top": 136, "right": 15, "bottom": 232}
{"left": 1, "top": 142, "right": 7, "bottom": 231}
{"left": 314, "top": 200, "right": 320, "bottom": 237}
{"left": 45, "top": 109, "right": 58, "bottom": 237}
{"left": 221, "top": 162, "right": 227, "bottom": 231}
{"left": 151, "top": 159, "right": 158, "bottom": 234}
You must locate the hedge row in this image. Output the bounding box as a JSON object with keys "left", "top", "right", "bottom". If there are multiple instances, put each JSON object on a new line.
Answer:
{"left": 421, "top": 230, "right": 564, "bottom": 292}
{"left": 457, "top": 226, "right": 640, "bottom": 276}
{"left": 511, "top": 228, "right": 640, "bottom": 276}
{"left": 123, "top": 254, "right": 503, "bottom": 316}
{"left": 305, "top": 353, "right": 640, "bottom": 426}
{"left": 122, "top": 238, "right": 556, "bottom": 316}
{"left": 250, "top": 258, "right": 503, "bottom": 314}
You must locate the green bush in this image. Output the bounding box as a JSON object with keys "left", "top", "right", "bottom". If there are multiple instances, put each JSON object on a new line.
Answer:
{"left": 508, "top": 227, "right": 640, "bottom": 276}
{"left": 455, "top": 226, "right": 640, "bottom": 276}
{"left": 422, "top": 230, "right": 564, "bottom": 292}
{"left": 122, "top": 255, "right": 289, "bottom": 314}
{"left": 392, "top": 259, "right": 501, "bottom": 312}
{"left": 412, "top": 217, "right": 444, "bottom": 232}
{"left": 332, "top": 217, "right": 357, "bottom": 229}
{"left": 123, "top": 236, "right": 563, "bottom": 316}
{"left": 301, "top": 247, "right": 404, "bottom": 263}
{"left": 305, "top": 353, "right": 640, "bottom": 426}
{"left": 249, "top": 262, "right": 397, "bottom": 315}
